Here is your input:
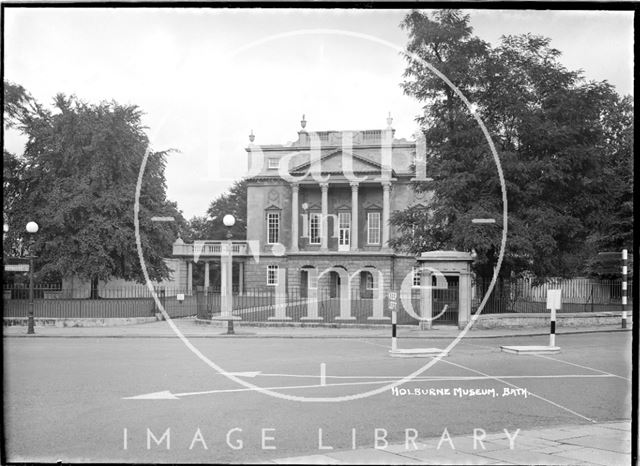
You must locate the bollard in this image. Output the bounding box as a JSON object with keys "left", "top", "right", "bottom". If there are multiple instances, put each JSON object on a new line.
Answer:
{"left": 549, "top": 307, "right": 556, "bottom": 348}
{"left": 622, "top": 249, "right": 628, "bottom": 329}
{"left": 391, "top": 308, "right": 397, "bottom": 352}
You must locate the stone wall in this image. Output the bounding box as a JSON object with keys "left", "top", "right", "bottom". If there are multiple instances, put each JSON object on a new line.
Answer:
{"left": 473, "top": 312, "right": 633, "bottom": 329}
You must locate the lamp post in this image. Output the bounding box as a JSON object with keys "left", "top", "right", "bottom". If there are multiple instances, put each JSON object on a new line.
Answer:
{"left": 222, "top": 214, "right": 235, "bottom": 335}
{"left": 26, "top": 221, "right": 39, "bottom": 335}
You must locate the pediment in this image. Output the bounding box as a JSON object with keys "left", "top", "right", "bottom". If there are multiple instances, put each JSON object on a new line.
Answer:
{"left": 290, "top": 150, "right": 390, "bottom": 175}
{"left": 363, "top": 201, "right": 382, "bottom": 210}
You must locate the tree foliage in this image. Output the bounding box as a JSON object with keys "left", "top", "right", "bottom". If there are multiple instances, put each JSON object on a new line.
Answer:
{"left": 182, "top": 179, "right": 248, "bottom": 242}
{"left": 392, "top": 10, "right": 634, "bottom": 280}
{"left": 3, "top": 82, "right": 183, "bottom": 292}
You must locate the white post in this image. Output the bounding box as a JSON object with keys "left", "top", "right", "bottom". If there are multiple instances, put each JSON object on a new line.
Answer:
{"left": 546, "top": 289, "right": 561, "bottom": 348}
{"left": 391, "top": 309, "right": 398, "bottom": 352}
{"left": 622, "top": 249, "right": 628, "bottom": 329}
{"left": 550, "top": 307, "right": 556, "bottom": 347}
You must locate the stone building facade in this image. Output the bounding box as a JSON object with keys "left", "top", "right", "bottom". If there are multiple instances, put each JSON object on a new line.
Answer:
{"left": 170, "top": 116, "right": 472, "bottom": 326}
{"left": 237, "top": 115, "right": 431, "bottom": 297}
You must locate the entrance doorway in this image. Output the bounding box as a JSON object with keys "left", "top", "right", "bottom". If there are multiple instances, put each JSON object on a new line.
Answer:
{"left": 338, "top": 212, "right": 350, "bottom": 251}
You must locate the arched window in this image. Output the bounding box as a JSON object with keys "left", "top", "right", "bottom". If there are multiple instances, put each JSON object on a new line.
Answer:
{"left": 360, "top": 271, "right": 374, "bottom": 298}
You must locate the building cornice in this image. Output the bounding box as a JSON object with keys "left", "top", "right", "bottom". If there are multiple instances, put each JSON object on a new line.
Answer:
{"left": 245, "top": 142, "right": 416, "bottom": 153}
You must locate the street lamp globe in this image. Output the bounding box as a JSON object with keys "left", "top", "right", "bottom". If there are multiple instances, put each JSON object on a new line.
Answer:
{"left": 26, "top": 221, "right": 39, "bottom": 234}
{"left": 223, "top": 214, "right": 236, "bottom": 228}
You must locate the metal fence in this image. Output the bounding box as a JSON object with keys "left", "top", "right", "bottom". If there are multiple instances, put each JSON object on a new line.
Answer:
{"left": 194, "top": 284, "right": 460, "bottom": 325}
{"left": 4, "top": 277, "right": 623, "bottom": 322}
{"left": 2, "top": 285, "right": 195, "bottom": 319}
{"left": 473, "top": 278, "right": 633, "bottom": 314}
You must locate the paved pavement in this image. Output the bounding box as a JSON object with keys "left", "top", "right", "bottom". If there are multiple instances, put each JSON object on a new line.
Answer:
{"left": 270, "top": 420, "right": 633, "bottom": 465}
{"left": 2, "top": 316, "right": 632, "bottom": 339}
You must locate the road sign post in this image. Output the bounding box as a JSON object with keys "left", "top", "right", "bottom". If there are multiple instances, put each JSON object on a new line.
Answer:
{"left": 388, "top": 290, "right": 448, "bottom": 358}
{"left": 546, "top": 289, "right": 562, "bottom": 348}
{"left": 501, "top": 288, "right": 562, "bottom": 355}
{"left": 388, "top": 291, "right": 397, "bottom": 352}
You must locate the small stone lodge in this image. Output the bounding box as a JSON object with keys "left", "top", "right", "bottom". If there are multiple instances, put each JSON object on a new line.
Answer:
{"left": 172, "top": 116, "right": 474, "bottom": 326}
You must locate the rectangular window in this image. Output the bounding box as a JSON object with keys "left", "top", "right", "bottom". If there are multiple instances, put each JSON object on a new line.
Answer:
{"left": 309, "top": 212, "right": 321, "bottom": 244}
{"left": 267, "top": 265, "right": 278, "bottom": 286}
{"left": 267, "top": 158, "right": 279, "bottom": 169}
{"left": 367, "top": 212, "right": 381, "bottom": 244}
{"left": 267, "top": 212, "right": 280, "bottom": 244}
{"left": 412, "top": 266, "right": 421, "bottom": 287}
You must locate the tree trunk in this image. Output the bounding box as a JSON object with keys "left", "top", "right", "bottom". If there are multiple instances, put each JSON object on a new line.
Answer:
{"left": 90, "top": 276, "right": 100, "bottom": 299}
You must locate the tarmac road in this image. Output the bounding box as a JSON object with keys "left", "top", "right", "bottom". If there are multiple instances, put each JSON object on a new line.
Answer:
{"left": 3, "top": 330, "right": 632, "bottom": 463}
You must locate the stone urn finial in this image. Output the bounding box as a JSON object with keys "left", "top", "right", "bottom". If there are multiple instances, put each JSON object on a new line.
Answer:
{"left": 386, "top": 112, "right": 393, "bottom": 128}
{"left": 249, "top": 129, "right": 255, "bottom": 143}
{"left": 300, "top": 114, "right": 307, "bottom": 130}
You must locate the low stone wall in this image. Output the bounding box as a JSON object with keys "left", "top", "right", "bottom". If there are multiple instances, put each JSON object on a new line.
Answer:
{"left": 3, "top": 316, "right": 159, "bottom": 328}
{"left": 472, "top": 312, "right": 632, "bottom": 330}
{"left": 194, "top": 318, "right": 414, "bottom": 330}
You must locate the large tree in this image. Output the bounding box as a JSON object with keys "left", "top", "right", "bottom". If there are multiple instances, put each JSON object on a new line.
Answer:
{"left": 392, "top": 10, "right": 633, "bottom": 281}
{"left": 3, "top": 82, "right": 183, "bottom": 296}
{"left": 182, "top": 179, "right": 248, "bottom": 243}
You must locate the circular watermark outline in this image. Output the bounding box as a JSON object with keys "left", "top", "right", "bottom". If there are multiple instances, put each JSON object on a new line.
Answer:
{"left": 134, "top": 28, "right": 508, "bottom": 403}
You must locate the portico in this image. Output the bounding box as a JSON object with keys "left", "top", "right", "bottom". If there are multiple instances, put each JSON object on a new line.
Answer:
{"left": 289, "top": 178, "right": 393, "bottom": 253}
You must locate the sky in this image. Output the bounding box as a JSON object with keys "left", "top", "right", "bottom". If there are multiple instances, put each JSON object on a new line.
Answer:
{"left": 4, "top": 8, "right": 634, "bottom": 219}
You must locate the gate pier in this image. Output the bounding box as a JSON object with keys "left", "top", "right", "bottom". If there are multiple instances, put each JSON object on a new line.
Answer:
{"left": 417, "top": 251, "right": 474, "bottom": 330}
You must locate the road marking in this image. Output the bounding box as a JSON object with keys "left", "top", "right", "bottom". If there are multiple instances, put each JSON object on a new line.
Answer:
{"left": 227, "top": 371, "right": 262, "bottom": 378}
{"left": 241, "top": 373, "right": 618, "bottom": 381}
{"left": 320, "top": 363, "right": 326, "bottom": 386}
{"left": 124, "top": 374, "right": 617, "bottom": 400}
{"left": 533, "top": 354, "right": 630, "bottom": 381}
{"left": 150, "top": 216, "right": 175, "bottom": 222}
{"left": 471, "top": 218, "right": 496, "bottom": 224}
{"left": 124, "top": 380, "right": 392, "bottom": 400}
{"left": 435, "top": 358, "right": 598, "bottom": 423}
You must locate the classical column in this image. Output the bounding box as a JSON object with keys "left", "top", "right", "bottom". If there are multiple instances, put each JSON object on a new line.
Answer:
{"left": 350, "top": 182, "right": 359, "bottom": 251}
{"left": 382, "top": 181, "right": 391, "bottom": 249}
{"left": 204, "top": 262, "right": 210, "bottom": 290}
{"left": 238, "top": 261, "right": 244, "bottom": 296}
{"left": 320, "top": 182, "right": 329, "bottom": 251}
{"left": 291, "top": 183, "right": 299, "bottom": 252}
{"left": 187, "top": 261, "right": 193, "bottom": 295}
